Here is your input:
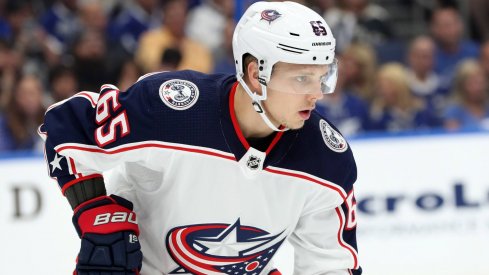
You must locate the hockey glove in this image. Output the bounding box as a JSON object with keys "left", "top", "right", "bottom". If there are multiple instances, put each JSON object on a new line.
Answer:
{"left": 72, "top": 195, "right": 143, "bottom": 275}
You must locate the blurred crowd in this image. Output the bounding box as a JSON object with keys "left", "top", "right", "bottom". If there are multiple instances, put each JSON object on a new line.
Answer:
{"left": 0, "top": 0, "right": 488, "bottom": 152}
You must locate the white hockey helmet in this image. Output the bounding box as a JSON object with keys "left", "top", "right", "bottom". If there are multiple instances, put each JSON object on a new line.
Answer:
{"left": 232, "top": 1, "right": 337, "bottom": 101}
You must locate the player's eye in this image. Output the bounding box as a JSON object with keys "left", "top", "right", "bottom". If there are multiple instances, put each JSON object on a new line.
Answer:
{"left": 294, "top": 76, "right": 309, "bottom": 83}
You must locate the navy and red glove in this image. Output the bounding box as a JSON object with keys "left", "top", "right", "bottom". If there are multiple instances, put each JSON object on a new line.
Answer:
{"left": 72, "top": 195, "right": 143, "bottom": 275}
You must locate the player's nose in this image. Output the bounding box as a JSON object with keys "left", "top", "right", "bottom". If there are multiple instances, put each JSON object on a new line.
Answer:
{"left": 307, "top": 86, "right": 324, "bottom": 101}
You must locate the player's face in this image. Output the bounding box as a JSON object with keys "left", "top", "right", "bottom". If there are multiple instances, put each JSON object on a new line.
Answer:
{"left": 265, "top": 63, "right": 327, "bottom": 129}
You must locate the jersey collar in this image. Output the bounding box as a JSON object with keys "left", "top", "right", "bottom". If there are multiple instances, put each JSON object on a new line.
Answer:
{"left": 220, "top": 81, "right": 298, "bottom": 168}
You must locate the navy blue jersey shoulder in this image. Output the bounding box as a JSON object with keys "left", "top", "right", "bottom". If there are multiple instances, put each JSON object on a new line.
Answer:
{"left": 44, "top": 70, "right": 237, "bottom": 152}
{"left": 120, "top": 70, "right": 236, "bottom": 151}
{"left": 277, "top": 110, "right": 357, "bottom": 194}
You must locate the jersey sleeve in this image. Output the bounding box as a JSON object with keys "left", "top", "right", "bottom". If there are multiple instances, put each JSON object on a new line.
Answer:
{"left": 39, "top": 82, "right": 154, "bottom": 194}
{"left": 288, "top": 161, "right": 362, "bottom": 275}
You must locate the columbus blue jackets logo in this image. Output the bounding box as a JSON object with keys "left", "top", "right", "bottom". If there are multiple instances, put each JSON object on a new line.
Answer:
{"left": 261, "top": 10, "right": 281, "bottom": 24}
{"left": 166, "top": 219, "right": 286, "bottom": 275}
{"left": 320, "top": 119, "right": 348, "bottom": 153}
{"left": 159, "top": 79, "right": 199, "bottom": 110}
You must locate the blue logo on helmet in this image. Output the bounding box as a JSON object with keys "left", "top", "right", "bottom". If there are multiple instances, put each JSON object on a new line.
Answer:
{"left": 261, "top": 10, "right": 281, "bottom": 23}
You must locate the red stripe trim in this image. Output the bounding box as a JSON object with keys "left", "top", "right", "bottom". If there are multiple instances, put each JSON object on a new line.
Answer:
{"left": 73, "top": 195, "right": 114, "bottom": 213}
{"left": 228, "top": 82, "right": 250, "bottom": 149}
{"left": 240, "top": 226, "right": 262, "bottom": 233}
{"left": 269, "top": 269, "right": 282, "bottom": 275}
{"left": 100, "top": 84, "right": 118, "bottom": 92}
{"left": 69, "top": 157, "right": 78, "bottom": 174}
{"left": 178, "top": 225, "right": 256, "bottom": 262}
{"left": 335, "top": 207, "right": 359, "bottom": 269}
{"left": 167, "top": 226, "right": 259, "bottom": 275}
{"left": 57, "top": 143, "right": 236, "bottom": 161}
{"left": 177, "top": 226, "right": 227, "bottom": 262}
{"left": 265, "top": 131, "right": 284, "bottom": 154}
{"left": 264, "top": 167, "right": 346, "bottom": 200}
{"left": 229, "top": 82, "right": 285, "bottom": 154}
{"left": 170, "top": 228, "right": 211, "bottom": 275}
{"left": 61, "top": 174, "right": 104, "bottom": 195}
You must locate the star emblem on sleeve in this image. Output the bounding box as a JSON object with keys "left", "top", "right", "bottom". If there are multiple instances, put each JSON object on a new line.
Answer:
{"left": 50, "top": 153, "right": 64, "bottom": 173}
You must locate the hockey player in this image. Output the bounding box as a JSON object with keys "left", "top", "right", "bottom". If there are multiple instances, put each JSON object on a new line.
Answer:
{"left": 40, "top": 1, "right": 361, "bottom": 274}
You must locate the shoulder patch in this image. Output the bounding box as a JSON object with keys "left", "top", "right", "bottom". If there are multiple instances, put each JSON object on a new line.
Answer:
{"left": 319, "top": 119, "right": 348, "bottom": 153}
{"left": 159, "top": 79, "right": 199, "bottom": 110}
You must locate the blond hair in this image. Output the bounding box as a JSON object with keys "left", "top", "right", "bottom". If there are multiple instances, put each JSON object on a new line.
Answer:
{"left": 450, "top": 59, "right": 488, "bottom": 105}
{"left": 372, "top": 62, "right": 423, "bottom": 112}
{"left": 342, "top": 42, "right": 377, "bottom": 102}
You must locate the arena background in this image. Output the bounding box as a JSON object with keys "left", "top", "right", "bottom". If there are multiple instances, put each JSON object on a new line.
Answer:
{"left": 1, "top": 0, "right": 488, "bottom": 274}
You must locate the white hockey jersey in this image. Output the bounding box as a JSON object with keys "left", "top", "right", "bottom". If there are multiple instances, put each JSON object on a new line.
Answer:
{"left": 40, "top": 70, "right": 361, "bottom": 275}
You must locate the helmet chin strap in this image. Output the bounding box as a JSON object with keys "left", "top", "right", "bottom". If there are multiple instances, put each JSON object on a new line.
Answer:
{"left": 237, "top": 75, "right": 289, "bottom": 132}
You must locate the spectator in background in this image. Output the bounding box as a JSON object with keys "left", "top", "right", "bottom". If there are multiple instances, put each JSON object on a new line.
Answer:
{"left": 369, "top": 63, "right": 437, "bottom": 132}
{"left": 479, "top": 41, "right": 489, "bottom": 80}
{"left": 78, "top": 0, "right": 135, "bottom": 88}
{"left": 78, "top": 0, "right": 107, "bottom": 33}
{"left": 443, "top": 59, "right": 489, "bottom": 131}
{"left": 136, "top": 0, "right": 213, "bottom": 73}
{"left": 107, "top": 0, "right": 161, "bottom": 55}
{"left": 212, "top": 18, "right": 236, "bottom": 74}
{"left": 340, "top": 42, "right": 377, "bottom": 103}
{"left": 406, "top": 35, "right": 446, "bottom": 123}
{"left": 0, "top": 1, "right": 10, "bottom": 39}
{"left": 72, "top": 30, "right": 113, "bottom": 91}
{"left": 0, "top": 0, "right": 32, "bottom": 42}
{"left": 0, "top": 39, "right": 22, "bottom": 109}
{"left": 309, "top": 0, "right": 336, "bottom": 15}
{"left": 159, "top": 47, "right": 182, "bottom": 71}
{"left": 0, "top": 74, "right": 46, "bottom": 151}
{"left": 468, "top": 0, "right": 489, "bottom": 42}
{"left": 430, "top": 7, "right": 479, "bottom": 92}
{"left": 40, "top": 0, "right": 81, "bottom": 54}
{"left": 324, "top": 0, "right": 392, "bottom": 53}
{"left": 186, "top": 0, "right": 234, "bottom": 56}
{"left": 116, "top": 59, "right": 143, "bottom": 92}
{"left": 2, "top": 0, "right": 60, "bottom": 75}
{"left": 316, "top": 54, "right": 370, "bottom": 137}
{"left": 47, "top": 64, "right": 78, "bottom": 103}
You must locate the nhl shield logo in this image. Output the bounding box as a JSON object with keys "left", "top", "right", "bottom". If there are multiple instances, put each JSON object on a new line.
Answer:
{"left": 246, "top": 155, "right": 261, "bottom": 170}
{"left": 319, "top": 119, "right": 348, "bottom": 153}
{"left": 159, "top": 79, "right": 199, "bottom": 110}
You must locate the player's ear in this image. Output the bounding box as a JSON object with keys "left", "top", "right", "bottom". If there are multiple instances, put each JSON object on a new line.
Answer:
{"left": 246, "top": 60, "right": 262, "bottom": 95}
